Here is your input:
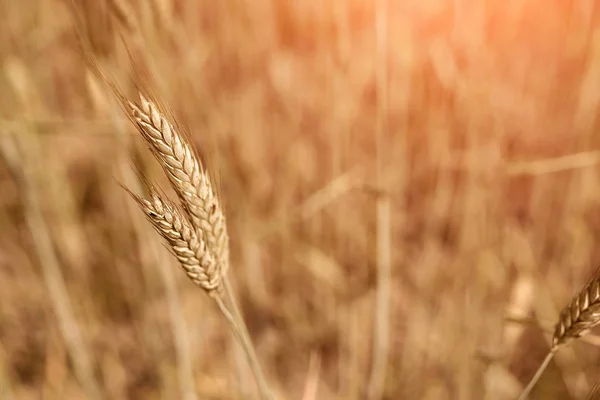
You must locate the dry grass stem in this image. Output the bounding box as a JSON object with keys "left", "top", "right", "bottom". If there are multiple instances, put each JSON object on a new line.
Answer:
{"left": 214, "top": 291, "right": 274, "bottom": 400}
{"left": 1, "top": 133, "right": 103, "bottom": 400}
{"left": 518, "top": 352, "right": 555, "bottom": 400}
{"left": 368, "top": 0, "right": 391, "bottom": 398}
{"left": 506, "top": 151, "right": 600, "bottom": 176}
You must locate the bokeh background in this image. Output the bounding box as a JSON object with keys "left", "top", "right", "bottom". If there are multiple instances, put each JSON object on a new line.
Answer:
{"left": 1, "top": 0, "right": 600, "bottom": 399}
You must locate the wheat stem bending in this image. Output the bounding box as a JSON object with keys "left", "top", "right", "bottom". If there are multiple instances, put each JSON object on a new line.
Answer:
{"left": 518, "top": 351, "right": 554, "bottom": 400}
{"left": 222, "top": 277, "right": 274, "bottom": 399}
{"left": 215, "top": 293, "right": 273, "bottom": 400}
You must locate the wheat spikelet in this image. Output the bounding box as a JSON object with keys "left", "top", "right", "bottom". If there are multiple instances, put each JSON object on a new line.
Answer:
{"left": 552, "top": 277, "right": 600, "bottom": 348}
{"left": 131, "top": 188, "right": 222, "bottom": 295}
{"left": 520, "top": 274, "right": 600, "bottom": 399}
{"left": 127, "top": 94, "right": 230, "bottom": 272}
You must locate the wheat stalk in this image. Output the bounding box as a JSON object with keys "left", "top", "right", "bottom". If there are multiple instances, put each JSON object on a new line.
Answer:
{"left": 519, "top": 276, "right": 600, "bottom": 399}
{"left": 120, "top": 92, "right": 272, "bottom": 400}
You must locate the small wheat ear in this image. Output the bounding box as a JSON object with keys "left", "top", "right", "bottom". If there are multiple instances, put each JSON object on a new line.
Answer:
{"left": 127, "top": 187, "right": 223, "bottom": 295}
{"left": 519, "top": 273, "right": 600, "bottom": 399}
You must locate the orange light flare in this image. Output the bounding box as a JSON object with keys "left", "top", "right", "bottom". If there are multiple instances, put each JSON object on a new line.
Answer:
{"left": 283, "top": 0, "right": 600, "bottom": 152}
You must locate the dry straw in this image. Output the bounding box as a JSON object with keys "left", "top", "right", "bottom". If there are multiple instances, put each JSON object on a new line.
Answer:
{"left": 519, "top": 273, "right": 600, "bottom": 399}
{"left": 121, "top": 92, "right": 272, "bottom": 400}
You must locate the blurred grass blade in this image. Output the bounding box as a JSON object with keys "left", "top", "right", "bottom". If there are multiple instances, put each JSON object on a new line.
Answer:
{"left": 588, "top": 383, "right": 600, "bottom": 400}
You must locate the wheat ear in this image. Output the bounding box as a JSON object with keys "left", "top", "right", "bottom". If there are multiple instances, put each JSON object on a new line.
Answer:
{"left": 130, "top": 188, "right": 272, "bottom": 399}
{"left": 123, "top": 93, "right": 272, "bottom": 400}
{"left": 130, "top": 188, "right": 222, "bottom": 295}
{"left": 552, "top": 277, "right": 600, "bottom": 348}
{"left": 126, "top": 95, "right": 230, "bottom": 273}
{"left": 519, "top": 276, "right": 600, "bottom": 399}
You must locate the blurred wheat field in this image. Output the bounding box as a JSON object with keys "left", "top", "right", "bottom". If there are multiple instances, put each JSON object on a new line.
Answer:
{"left": 1, "top": 0, "right": 600, "bottom": 399}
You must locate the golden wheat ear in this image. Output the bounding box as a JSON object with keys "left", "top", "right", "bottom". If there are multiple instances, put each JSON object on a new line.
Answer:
{"left": 552, "top": 277, "right": 600, "bottom": 348}
{"left": 126, "top": 186, "right": 223, "bottom": 295}
{"left": 125, "top": 94, "right": 230, "bottom": 274}
{"left": 118, "top": 91, "right": 272, "bottom": 399}
{"left": 520, "top": 271, "right": 600, "bottom": 399}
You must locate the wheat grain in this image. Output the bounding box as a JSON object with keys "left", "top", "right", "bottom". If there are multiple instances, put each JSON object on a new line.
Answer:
{"left": 131, "top": 188, "right": 222, "bottom": 295}
{"left": 127, "top": 94, "right": 230, "bottom": 273}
